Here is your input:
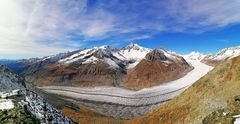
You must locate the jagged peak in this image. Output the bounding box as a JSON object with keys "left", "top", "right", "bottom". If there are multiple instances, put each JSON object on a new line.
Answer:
{"left": 154, "top": 48, "right": 168, "bottom": 53}
{"left": 123, "top": 42, "right": 144, "bottom": 50}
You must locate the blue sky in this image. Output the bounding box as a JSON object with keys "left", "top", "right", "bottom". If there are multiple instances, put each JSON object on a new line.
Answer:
{"left": 0, "top": 0, "right": 240, "bottom": 59}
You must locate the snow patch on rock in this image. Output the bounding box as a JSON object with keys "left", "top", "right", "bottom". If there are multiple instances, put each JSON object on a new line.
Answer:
{"left": 0, "top": 99, "right": 14, "bottom": 110}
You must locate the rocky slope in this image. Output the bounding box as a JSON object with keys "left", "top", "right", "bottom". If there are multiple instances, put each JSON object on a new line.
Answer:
{"left": 124, "top": 48, "right": 193, "bottom": 89}
{"left": 0, "top": 64, "right": 73, "bottom": 123}
{"left": 0, "top": 65, "right": 25, "bottom": 93}
{"left": 127, "top": 55, "right": 240, "bottom": 124}
{"left": 25, "top": 46, "right": 128, "bottom": 87}
{"left": 202, "top": 46, "right": 240, "bottom": 66}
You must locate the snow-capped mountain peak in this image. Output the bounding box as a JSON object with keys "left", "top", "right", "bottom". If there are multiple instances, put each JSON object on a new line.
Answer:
{"left": 123, "top": 42, "right": 150, "bottom": 52}
{"left": 207, "top": 46, "right": 240, "bottom": 60}
{"left": 146, "top": 48, "right": 186, "bottom": 64}
{"left": 116, "top": 43, "right": 151, "bottom": 60}
{"left": 55, "top": 43, "right": 153, "bottom": 69}
{"left": 111, "top": 43, "right": 152, "bottom": 69}
{"left": 183, "top": 51, "right": 205, "bottom": 61}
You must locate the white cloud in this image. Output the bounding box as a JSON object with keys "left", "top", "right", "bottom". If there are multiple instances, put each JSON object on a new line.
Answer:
{"left": 1, "top": 0, "right": 240, "bottom": 59}
{"left": 161, "top": 0, "right": 240, "bottom": 31}
{"left": 0, "top": 0, "right": 116, "bottom": 59}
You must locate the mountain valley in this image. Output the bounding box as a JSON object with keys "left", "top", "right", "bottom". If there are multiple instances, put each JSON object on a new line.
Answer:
{"left": 1, "top": 44, "right": 240, "bottom": 124}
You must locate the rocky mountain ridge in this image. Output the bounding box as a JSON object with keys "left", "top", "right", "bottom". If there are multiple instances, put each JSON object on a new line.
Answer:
{"left": 0, "top": 43, "right": 199, "bottom": 89}
{"left": 202, "top": 46, "right": 240, "bottom": 66}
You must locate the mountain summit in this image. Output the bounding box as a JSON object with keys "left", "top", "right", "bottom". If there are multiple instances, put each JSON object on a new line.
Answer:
{"left": 183, "top": 51, "right": 206, "bottom": 61}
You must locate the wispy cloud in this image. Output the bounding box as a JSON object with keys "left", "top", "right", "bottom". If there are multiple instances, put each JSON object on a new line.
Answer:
{"left": 0, "top": 0, "right": 115, "bottom": 58}
{"left": 1, "top": 0, "right": 240, "bottom": 58}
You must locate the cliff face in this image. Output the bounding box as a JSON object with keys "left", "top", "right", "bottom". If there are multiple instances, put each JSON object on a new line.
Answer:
{"left": 127, "top": 55, "right": 240, "bottom": 124}
{"left": 123, "top": 48, "right": 193, "bottom": 90}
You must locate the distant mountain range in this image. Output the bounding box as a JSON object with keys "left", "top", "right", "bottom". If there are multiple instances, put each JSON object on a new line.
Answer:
{"left": 202, "top": 46, "right": 240, "bottom": 66}
{"left": 0, "top": 43, "right": 192, "bottom": 89}
{"left": 0, "top": 44, "right": 239, "bottom": 90}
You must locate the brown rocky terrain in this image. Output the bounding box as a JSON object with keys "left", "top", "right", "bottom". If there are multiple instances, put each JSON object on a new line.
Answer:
{"left": 127, "top": 55, "right": 240, "bottom": 124}
{"left": 61, "top": 107, "right": 124, "bottom": 124}
{"left": 201, "top": 57, "right": 221, "bottom": 66}
{"left": 30, "top": 62, "right": 126, "bottom": 87}
{"left": 24, "top": 49, "right": 127, "bottom": 87}
{"left": 123, "top": 48, "right": 193, "bottom": 90}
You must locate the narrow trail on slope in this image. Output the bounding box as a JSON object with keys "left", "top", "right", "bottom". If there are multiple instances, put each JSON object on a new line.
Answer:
{"left": 40, "top": 60, "right": 213, "bottom": 106}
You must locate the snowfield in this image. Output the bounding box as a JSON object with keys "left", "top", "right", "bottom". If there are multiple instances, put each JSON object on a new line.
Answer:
{"left": 41, "top": 59, "right": 213, "bottom": 106}
{"left": 0, "top": 99, "right": 14, "bottom": 110}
